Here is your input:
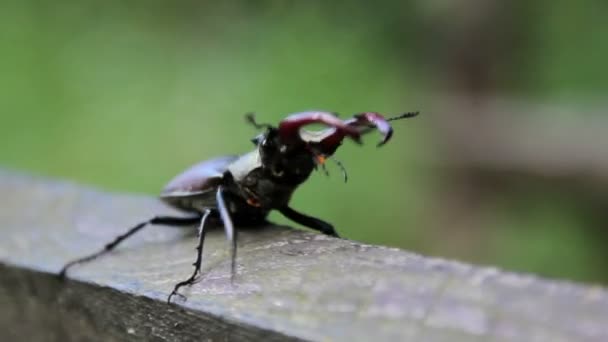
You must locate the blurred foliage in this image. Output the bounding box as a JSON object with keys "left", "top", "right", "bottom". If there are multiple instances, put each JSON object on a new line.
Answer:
{"left": 1, "top": 1, "right": 606, "bottom": 284}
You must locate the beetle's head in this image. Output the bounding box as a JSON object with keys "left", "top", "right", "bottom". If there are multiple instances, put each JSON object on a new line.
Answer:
{"left": 246, "top": 116, "right": 318, "bottom": 184}
{"left": 245, "top": 111, "right": 419, "bottom": 182}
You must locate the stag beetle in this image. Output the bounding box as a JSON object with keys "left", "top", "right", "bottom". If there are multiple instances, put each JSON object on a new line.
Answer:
{"left": 59, "top": 110, "right": 419, "bottom": 303}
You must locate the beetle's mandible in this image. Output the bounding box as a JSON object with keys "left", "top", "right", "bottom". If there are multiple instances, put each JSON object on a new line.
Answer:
{"left": 58, "top": 110, "right": 419, "bottom": 303}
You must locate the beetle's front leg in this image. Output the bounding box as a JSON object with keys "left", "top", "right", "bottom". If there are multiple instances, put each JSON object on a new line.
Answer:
{"left": 278, "top": 206, "right": 340, "bottom": 238}
{"left": 216, "top": 185, "right": 238, "bottom": 283}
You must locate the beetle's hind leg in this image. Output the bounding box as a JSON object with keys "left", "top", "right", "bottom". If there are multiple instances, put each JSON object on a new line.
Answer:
{"left": 59, "top": 215, "right": 201, "bottom": 278}
{"left": 168, "top": 209, "right": 212, "bottom": 303}
{"left": 278, "top": 206, "right": 341, "bottom": 238}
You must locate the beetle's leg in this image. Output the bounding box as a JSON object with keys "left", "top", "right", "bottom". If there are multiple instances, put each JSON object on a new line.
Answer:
{"left": 216, "top": 185, "right": 238, "bottom": 284}
{"left": 58, "top": 215, "right": 200, "bottom": 278}
{"left": 278, "top": 111, "right": 361, "bottom": 145}
{"left": 278, "top": 206, "right": 341, "bottom": 238}
{"left": 167, "top": 209, "right": 212, "bottom": 304}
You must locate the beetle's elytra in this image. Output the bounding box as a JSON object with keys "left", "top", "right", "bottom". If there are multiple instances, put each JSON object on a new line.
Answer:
{"left": 59, "top": 110, "right": 419, "bottom": 303}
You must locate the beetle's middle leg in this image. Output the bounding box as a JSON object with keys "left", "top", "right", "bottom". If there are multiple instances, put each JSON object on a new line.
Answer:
{"left": 168, "top": 209, "right": 212, "bottom": 303}
{"left": 278, "top": 206, "right": 341, "bottom": 238}
{"left": 59, "top": 215, "right": 200, "bottom": 278}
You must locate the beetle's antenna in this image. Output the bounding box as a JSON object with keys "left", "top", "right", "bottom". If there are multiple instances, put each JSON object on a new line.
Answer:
{"left": 311, "top": 148, "right": 348, "bottom": 183}
{"left": 319, "top": 163, "right": 330, "bottom": 177}
{"left": 386, "top": 111, "right": 420, "bottom": 122}
{"left": 245, "top": 112, "right": 273, "bottom": 130}
{"left": 330, "top": 156, "right": 348, "bottom": 183}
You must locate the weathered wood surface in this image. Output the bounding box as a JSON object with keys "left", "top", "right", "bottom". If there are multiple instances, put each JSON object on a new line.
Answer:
{"left": 0, "top": 169, "right": 607, "bottom": 342}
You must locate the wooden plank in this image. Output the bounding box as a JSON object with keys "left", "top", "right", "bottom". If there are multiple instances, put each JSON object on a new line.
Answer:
{"left": 0, "top": 169, "right": 607, "bottom": 341}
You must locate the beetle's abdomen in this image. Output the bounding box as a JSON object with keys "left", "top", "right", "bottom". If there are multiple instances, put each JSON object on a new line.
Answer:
{"left": 160, "top": 156, "right": 238, "bottom": 213}
{"left": 162, "top": 156, "right": 238, "bottom": 196}
{"left": 160, "top": 190, "right": 218, "bottom": 213}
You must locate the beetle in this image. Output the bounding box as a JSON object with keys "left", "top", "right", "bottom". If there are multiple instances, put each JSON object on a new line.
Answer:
{"left": 59, "top": 110, "right": 419, "bottom": 303}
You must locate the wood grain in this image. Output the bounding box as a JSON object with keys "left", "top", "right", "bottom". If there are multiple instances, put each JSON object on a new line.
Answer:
{"left": 1, "top": 169, "right": 607, "bottom": 341}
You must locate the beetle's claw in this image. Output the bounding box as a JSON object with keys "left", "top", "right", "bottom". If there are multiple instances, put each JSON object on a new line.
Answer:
{"left": 167, "top": 291, "right": 187, "bottom": 304}
{"left": 376, "top": 111, "right": 419, "bottom": 146}
{"left": 376, "top": 129, "right": 393, "bottom": 147}
{"left": 352, "top": 113, "right": 394, "bottom": 147}
{"left": 311, "top": 111, "right": 418, "bottom": 154}
{"left": 278, "top": 111, "right": 361, "bottom": 144}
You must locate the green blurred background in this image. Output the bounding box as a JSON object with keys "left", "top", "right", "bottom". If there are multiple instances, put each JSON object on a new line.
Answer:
{"left": 1, "top": 1, "right": 607, "bottom": 284}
